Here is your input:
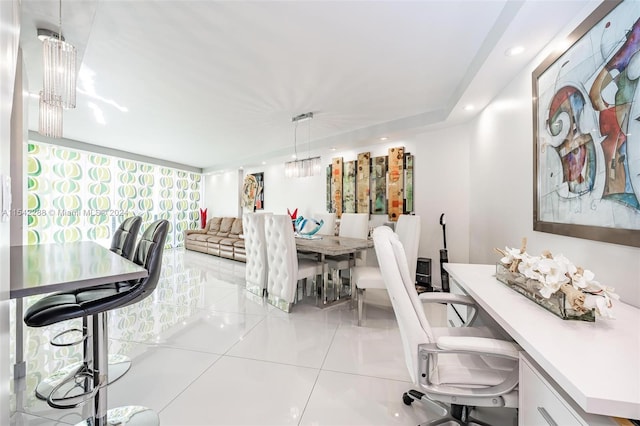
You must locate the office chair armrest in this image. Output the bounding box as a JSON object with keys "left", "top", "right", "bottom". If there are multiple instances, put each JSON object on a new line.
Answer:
{"left": 418, "top": 292, "right": 475, "bottom": 306}
{"left": 435, "top": 336, "right": 520, "bottom": 360}
{"left": 418, "top": 293, "right": 479, "bottom": 326}
{"left": 418, "top": 342, "right": 520, "bottom": 400}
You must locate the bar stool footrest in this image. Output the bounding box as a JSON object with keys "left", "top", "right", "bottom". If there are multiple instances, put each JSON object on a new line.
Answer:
{"left": 75, "top": 406, "right": 159, "bottom": 426}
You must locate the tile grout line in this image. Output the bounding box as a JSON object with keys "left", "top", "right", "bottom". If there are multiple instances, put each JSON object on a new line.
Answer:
{"left": 297, "top": 319, "right": 342, "bottom": 425}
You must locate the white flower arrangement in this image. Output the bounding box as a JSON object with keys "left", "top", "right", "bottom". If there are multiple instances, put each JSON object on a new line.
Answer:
{"left": 495, "top": 239, "right": 619, "bottom": 318}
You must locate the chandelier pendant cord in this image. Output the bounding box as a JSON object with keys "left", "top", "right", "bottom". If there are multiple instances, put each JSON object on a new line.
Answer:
{"left": 293, "top": 120, "right": 299, "bottom": 159}
{"left": 58, "top": 0, "right": 63, "bottom": 42}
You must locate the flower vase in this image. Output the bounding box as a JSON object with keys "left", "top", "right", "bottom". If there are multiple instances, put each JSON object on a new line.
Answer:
{"left": 495, "top": 263, "right": 595, "bottom": 322}
{"left": 200, "top": 208, "right": 208, "bottom": 229}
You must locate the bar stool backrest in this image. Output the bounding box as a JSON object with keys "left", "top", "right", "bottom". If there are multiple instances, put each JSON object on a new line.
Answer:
{"left": 110, "top": 216, "right": 142, "bottom": 260}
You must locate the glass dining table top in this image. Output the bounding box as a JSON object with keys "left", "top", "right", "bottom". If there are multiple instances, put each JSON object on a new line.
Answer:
{"left": 294, "top": 235, "right": 373, "bottom": 256}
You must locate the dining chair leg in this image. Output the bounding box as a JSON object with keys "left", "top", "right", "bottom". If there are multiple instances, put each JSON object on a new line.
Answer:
{"left": 357, "top": 288, "right": 365, "bottom": 326}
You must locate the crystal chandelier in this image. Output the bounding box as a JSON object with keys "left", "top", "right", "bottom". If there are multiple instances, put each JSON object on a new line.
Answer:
{"left": 41, "top": 0, "right": 77, "bottom": 109}
{"left": 38, "top": 91, "right": 63, "bottom": 138}
{"left": 284, "top": 112, "right": 322, "bottom": 178}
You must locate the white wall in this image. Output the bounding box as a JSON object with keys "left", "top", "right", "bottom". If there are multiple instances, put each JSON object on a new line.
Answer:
{"left": 207, "top": 133, "right": 471, "bottom": 283}
{"left": 0, "top": 0, "right": 20, "bottom": 423}
{"left": 204, "top": 170, "right": 242, "bottom": 218}
{"left": 468, "top": 46, "right": 640, "bottom": 308}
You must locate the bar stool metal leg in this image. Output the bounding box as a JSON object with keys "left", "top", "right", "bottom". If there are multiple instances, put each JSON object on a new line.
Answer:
{"left": 36, "top": 318, "right": 132, "bottom": 404}
{"left": 75, "top": 313, "right": 158, "bottom": 426}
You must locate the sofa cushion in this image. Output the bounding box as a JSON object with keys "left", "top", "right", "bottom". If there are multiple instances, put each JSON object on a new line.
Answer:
{"left": 230, "top": 218, "right": 243, "bottom": 236}
{"left": 220, "top": 238, "right": 239, "bottom": 246}
{"left": 233, "top": 240, "right": 245, "bottom": 249}
{"left": 217, "top": 217, "right": 235, "bottom": 237}
{"left": 206, "top": 235, "right": 225, "bottom": 244}
{"left": 193, "top": 234, "right": 210, "bottom": 242}
{"left": 207, "top": 217, "right": 223, "bottom": 235}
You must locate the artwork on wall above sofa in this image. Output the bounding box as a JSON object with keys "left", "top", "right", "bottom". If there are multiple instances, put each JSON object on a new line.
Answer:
{"left": 533, "top": 0, "right": 640, "bottom": 247}
{"left": 326, "top": 146, "right": 414, "bottom": 221}
{"left": 253, "top": 172, "right": 264, "bottom": 210}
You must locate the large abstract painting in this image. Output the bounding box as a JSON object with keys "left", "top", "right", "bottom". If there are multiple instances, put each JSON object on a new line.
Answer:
{"left": 533, "top": 0, "right": 640, "bottom": 247}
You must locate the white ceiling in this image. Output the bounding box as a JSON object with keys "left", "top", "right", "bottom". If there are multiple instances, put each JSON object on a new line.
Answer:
{"left": 19, "top": 0, "right": 595, "bottom": 171}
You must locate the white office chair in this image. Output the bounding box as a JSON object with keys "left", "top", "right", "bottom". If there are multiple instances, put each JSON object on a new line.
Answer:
{"left": 264, "top": 215, "right": 323, "bottom": 312}
{"left": 243, "top": 212, "right": 269, "bottom": 297}
{"left": 326, "top": 212, "right": 369, "bottom": 298}
{"left": 352, "top": 214, "right": 420, "bottom": 326}
{"left": 373, "top": 226, "right": 520, "bottom": 425}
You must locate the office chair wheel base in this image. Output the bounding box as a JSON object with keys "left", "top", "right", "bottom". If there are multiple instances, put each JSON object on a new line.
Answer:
{"left": 75, "top": 405, "right": 159, "bottom": 426}
{"left": 403, "top": 392, "right": 414, "bottom": 406}
{"left": 36, "top": 354, "right": 132, "bottom": 400}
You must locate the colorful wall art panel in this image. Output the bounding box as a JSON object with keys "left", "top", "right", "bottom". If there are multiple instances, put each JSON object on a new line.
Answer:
{"left": 387, "top": 146, "right": 404, "bottom": 221}
{"left": 371, "top": 155, "right": 387, "bottom": 215}
{"left": 332, "top": 157, "right": 343, "bottom": 218}
{"left": 343, "top": 160, "right": 356, "bottom": 213}
{"left": 357, "top": 152, "right": 370, "bottom": 213}
{"left": 405, "top": 153, "right": 414, "bottom": 213}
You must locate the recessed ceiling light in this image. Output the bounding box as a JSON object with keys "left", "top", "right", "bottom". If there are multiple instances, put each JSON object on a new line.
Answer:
{"left": 505, "top": 46, "right": 525, "bottom": 56}
{"left": 330, "top": 147, "right": 337, "bottom": 151}
{"left": 261, "top": 161, "right": 266, "bottom": 165}
{"left": 380, "top": 137, "right": 388, "bottom": 141}
{"left": 464, "top": 104, "right": 475, "bottom": 111}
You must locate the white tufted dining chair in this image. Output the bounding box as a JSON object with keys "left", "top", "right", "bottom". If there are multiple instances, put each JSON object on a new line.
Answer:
{"left": 264, "top": 215, "right": 323, "bottom": 312}
{"left": 326, "top": 213, "right": 369, "bottom": 299}
{"left": 352, "top": 214, "right": 421, "bottom": 326}
{"left": 243, "top": 212, "right": 270, "bottom": 297}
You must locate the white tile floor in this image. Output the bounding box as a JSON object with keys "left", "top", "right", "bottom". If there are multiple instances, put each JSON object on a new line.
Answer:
{"left": 9, "top": 248, "right": 516, "bottom": 426}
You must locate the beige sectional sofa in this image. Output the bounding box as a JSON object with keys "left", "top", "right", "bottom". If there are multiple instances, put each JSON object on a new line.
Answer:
{"left": 184, "top": 217, "right": 246, "bottom": 262}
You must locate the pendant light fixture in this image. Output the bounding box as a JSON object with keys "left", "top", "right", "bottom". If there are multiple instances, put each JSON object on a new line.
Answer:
{"left": 41, "top": 0, "right": 77, "bottom": 109}
{"left": 284, "top": 112, "right": 322, "bottom": 178}
{"left": 38, "top": 91, "right": 63, "bottom": 138}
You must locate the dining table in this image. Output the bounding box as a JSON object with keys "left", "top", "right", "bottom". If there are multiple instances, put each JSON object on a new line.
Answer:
{"left": 295, "top": 235, "right": 373, "bottom": 307}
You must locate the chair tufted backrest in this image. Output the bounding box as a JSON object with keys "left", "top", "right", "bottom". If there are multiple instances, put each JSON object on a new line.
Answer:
{"left": 243, "top": 213, "right": 269, "bottom": 295}
{"left": 110, "top": 216, "right": 142, "bottom": 260}
{"left": 395, "top": 214, "right": 421, "bottom": 280}
{"left": 264, "top": 214, "right": 298, "bottom": 304}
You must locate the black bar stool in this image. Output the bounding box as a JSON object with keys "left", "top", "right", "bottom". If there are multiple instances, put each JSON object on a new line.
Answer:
{"left": 34, "top": 216, "right": 143, "bottom": 402}
{"left": 24, "top": 219, "right": 168, "bottom": 426}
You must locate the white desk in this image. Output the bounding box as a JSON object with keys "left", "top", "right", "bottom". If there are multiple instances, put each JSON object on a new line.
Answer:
{"left": 444, "top": 263, "right": 640, "bottom": 420}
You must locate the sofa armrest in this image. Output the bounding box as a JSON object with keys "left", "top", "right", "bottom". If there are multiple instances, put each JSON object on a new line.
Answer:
{"left": 185, "top": 229, "right": 207, "bottom": 235}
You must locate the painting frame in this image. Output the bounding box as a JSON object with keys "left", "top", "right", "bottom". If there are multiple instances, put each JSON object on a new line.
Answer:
{"left": 532, "top": 0, "right": 640, "bottom": 248}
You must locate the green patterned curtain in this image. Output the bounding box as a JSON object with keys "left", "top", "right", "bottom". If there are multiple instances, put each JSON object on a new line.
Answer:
{"left": 26, "top": 141, "right": 202, "bottom": 248}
